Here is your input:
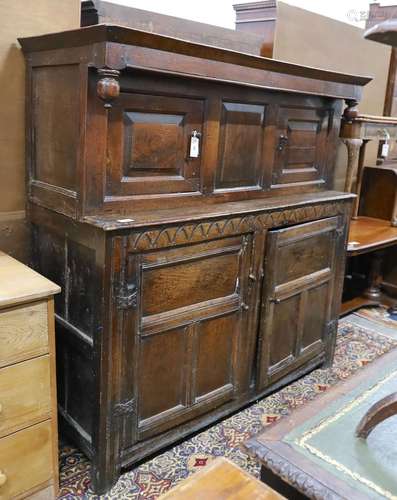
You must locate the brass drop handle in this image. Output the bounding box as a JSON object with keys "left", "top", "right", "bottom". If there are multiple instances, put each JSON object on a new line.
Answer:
{"left": 241, "top": 303, "right": 249, "bottom": 311}
{"left": 0, "top": 470, "right": 7, "bottom": 487}
{"left": 248, "top": 273, "right": 257, "bottom": 282}
{"left": 277, "top": 134, "right": 288, "bottom": 151}
{"left": 270, "top": 298, "right": 281, "bottom": 304}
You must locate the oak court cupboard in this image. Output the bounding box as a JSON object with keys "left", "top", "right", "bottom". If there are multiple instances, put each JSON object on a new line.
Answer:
{"left": 19, "top": 24, "right": 369, "bottom": 493}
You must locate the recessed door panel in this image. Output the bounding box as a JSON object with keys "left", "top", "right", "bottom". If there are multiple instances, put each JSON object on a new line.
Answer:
{"left": 302, "top": 283, "right": 329, "bottom": 351}
{"left": 215, "top": 102, "right": 267, "bottom": 190}
{"left": 142, "top": 250, "right": 240, "bottom": 317}
{"left": 268, "top": 295, "right": 300, "bottom": 371}
{"left": 138, "top": 326, "right": 189, "bottom": 423}
{"left": 124, "top": 112, "right": 185, "bottom": 176}
{"left": 274, "top": 231, "right": 333, "bottom": 286}
{"left": 195, "top": 313, "right": 238, "bottom": 401}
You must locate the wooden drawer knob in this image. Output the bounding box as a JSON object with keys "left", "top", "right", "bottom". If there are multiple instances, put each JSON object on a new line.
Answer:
{"left": 0, "top": 470, "right": 7, "bottom": 486}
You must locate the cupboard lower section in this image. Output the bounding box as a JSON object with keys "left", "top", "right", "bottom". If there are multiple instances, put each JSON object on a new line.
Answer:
{"left": 30, "top": 194, "right": 351, "bottom": 494}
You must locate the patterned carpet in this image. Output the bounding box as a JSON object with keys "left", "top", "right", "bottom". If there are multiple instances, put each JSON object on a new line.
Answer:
{"left": 59, "top": 310, "right": 397, "bottom": 499}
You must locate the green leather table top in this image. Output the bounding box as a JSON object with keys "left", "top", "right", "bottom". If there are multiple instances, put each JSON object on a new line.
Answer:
{"left": 285, "top": 364, "right": 397, "bottom": 499}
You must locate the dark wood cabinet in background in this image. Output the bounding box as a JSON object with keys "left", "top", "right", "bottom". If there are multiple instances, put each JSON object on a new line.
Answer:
{"left": 20, "top": 24, "right": 367, "bottom": 493}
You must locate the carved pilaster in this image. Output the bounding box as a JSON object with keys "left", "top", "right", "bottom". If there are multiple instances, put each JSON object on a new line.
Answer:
{"left": 97, "top": 68, "right": 120, "bottom": 108}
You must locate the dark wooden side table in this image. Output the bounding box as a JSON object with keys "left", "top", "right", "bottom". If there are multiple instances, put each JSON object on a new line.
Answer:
{"left": 342, "top": 216, "right": 397, "bottom": 316}
{"left": 340, "top": 114, "right": 397, "bottom": 218}
{"left": 243, "top": 348, "right": 397, "bottom": 500}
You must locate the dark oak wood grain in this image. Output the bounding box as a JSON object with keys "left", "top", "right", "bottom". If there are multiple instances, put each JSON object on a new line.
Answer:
{"left": 19, "top": 24, "right": 364, "bottom": 494}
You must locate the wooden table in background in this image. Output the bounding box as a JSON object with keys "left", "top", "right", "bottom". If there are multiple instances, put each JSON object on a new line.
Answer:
{"left": 159, "top": 457, "right": 285, "bottom": 499}
{"left": 342, "top": 216, "right": 397, "bottom": 316}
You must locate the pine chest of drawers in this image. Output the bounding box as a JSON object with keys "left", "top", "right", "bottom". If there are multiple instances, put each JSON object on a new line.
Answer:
{"left": 19, "top": 24, "right": 368, "bottom": 493}
{"left": 0, "top": 252, "right": 60, "bottom": 499}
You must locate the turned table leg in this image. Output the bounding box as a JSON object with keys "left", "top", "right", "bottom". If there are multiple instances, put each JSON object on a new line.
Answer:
{"left": 363, "top": 250, "right": 384, "bottom": 303}
{"left": 342, "top": 138, "right": 364, "bottom": 219}
{"left": 356, "top": 392, "right": 397, "bottom": 438}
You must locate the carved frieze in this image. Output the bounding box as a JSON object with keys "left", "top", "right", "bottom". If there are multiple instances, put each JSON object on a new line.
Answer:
{"left": 127, "top": 201, "right": 351, "bottom": 252}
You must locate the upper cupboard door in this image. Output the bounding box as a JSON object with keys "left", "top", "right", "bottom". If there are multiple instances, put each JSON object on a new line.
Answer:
{"left": 107, "top": 94, "right": 204, "bottom": 196}
{"left": 271, "top": 103, "right": 335, "bottom": 188}
{"left": 214, "top": 101, "right": 269, "bottom": 191}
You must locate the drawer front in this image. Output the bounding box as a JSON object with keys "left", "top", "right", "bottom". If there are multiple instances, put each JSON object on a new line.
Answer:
{"left": 0, "top": 300, "right": 48, "bottom": 368}
{"left": 0, "top": 356, "right": 51, "bottom": 438}
{"left": 0, "top": 420, "right": 53, "bottom": 499}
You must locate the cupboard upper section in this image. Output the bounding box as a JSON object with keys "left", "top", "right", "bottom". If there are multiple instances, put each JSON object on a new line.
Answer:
{"left": 19, "top": 24, "right": 371, "bottom": 218}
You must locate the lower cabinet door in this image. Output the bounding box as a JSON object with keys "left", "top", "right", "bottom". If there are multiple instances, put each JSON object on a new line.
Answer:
{"left": 125, "top": 234, "right": 254, "bottom": 442}
{"left": 258, "top": 216, "right": 344, "bottom": 389}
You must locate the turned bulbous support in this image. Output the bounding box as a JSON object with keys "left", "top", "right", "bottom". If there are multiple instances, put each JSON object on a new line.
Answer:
{"left": 96, "top": 68, "right": 120, "bottom": 108}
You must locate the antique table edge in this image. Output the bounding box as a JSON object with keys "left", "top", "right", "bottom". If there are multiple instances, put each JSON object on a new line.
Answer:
{"left": 242, "top": 348, "right": 397, "bottom": 500}
{"left": 243, "top": 437, "right": 343, "bottom": 500}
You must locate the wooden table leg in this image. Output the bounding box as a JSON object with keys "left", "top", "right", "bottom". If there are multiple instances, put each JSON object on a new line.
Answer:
{"left": 342, "top": 138, "right": 363, "bottom": 219}
{"left": 354, "top": 139, "right": 369, "bottom": 218}
{"left": 363, "top": 250, "right": 384, "bottom": 303}
{"left": 356, "top": 392, "right": 397, "bottom": 438}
